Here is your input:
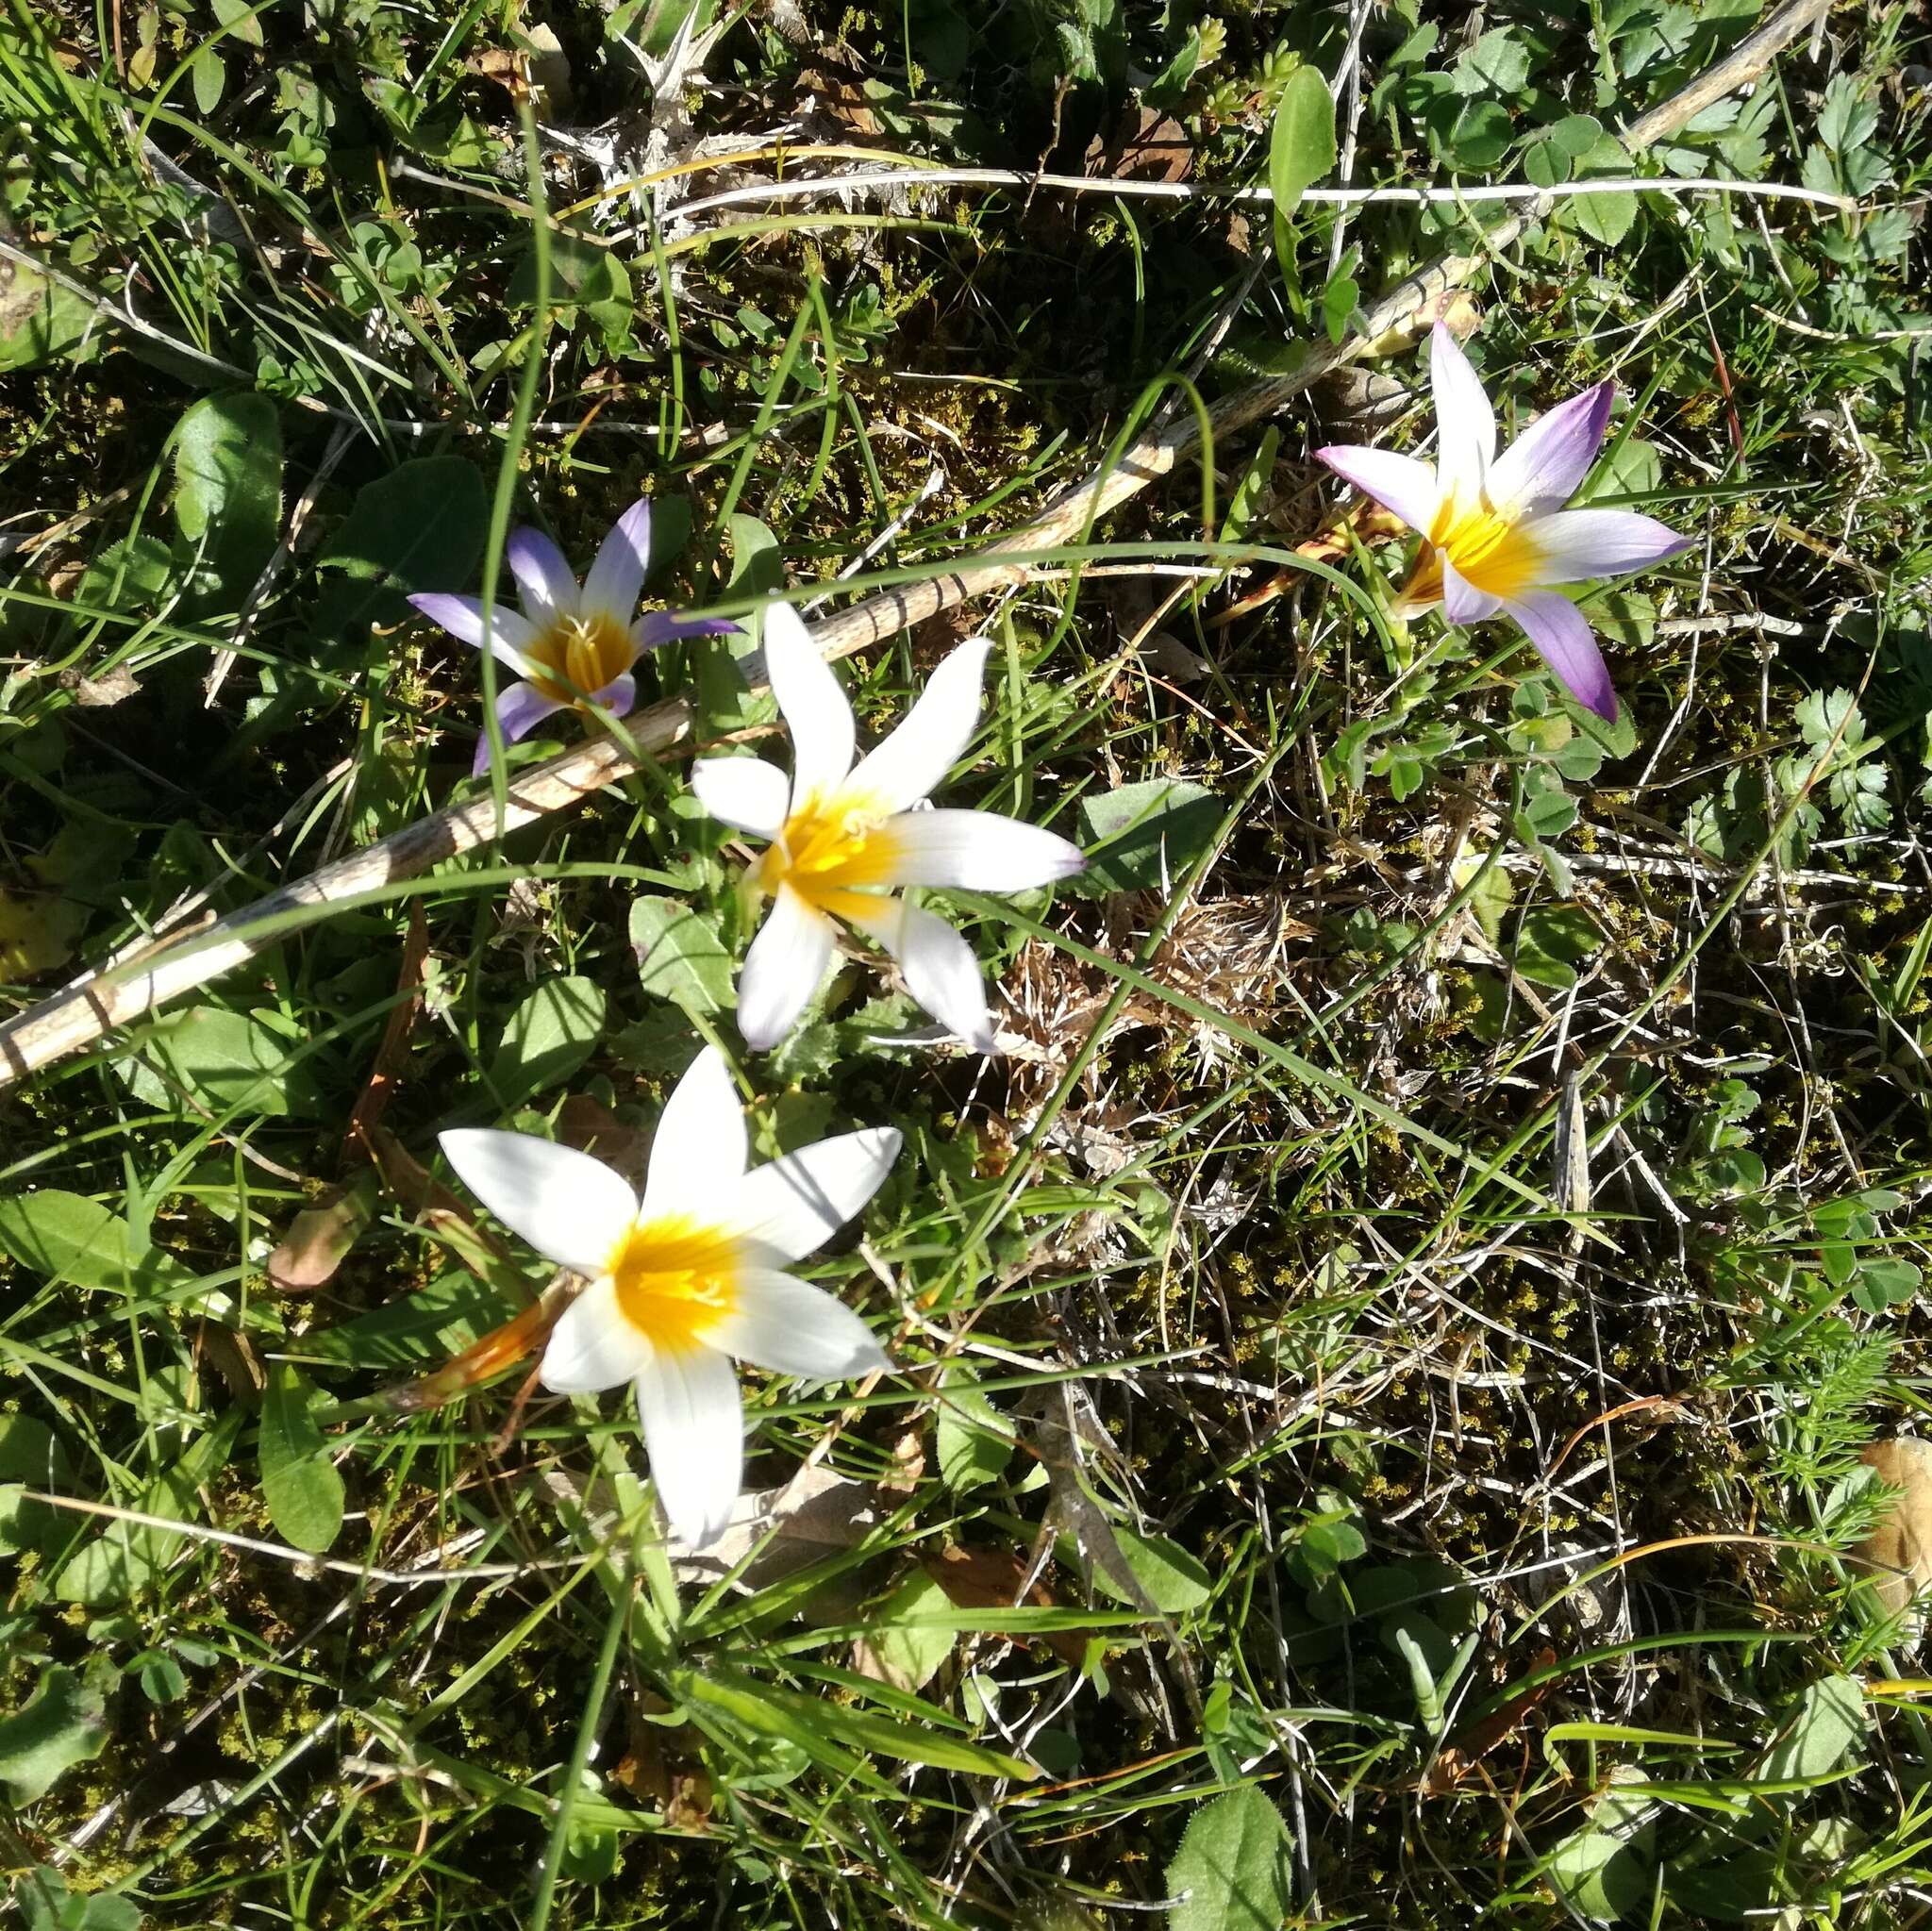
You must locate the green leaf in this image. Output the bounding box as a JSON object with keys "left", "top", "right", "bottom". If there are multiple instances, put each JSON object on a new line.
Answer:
{"left": 1218, "top": 427, "right": 1280, "bottom": 544}
{"left": 1435, "top": 97, "right": 1513, "bottom": 169}
{"left": 1073, "top": 779, "right": 1222, "bottom": 896}
{"left": 1795, "top": 687, "right": 1864, "bottom": 755}
{"left": 1555, "top": 131, "right": 1641, "bottom": 247}
{"left": 314, "top": 457, "right": 489, "bottom": 641}
{"left": 53, "top": 1411, "right": 241, "bottom": 1606}
{"left": 258, "top": 1364, "right": 343, "bottom": 1554}
{"left": 1165, "top": 1787, "right": 1294, "bottom": 1931}
{"left": 645, "top": 495, "right": 693, "bottom": 581}
{"left": 191, "top": 46, "right": 224, "bottom": 115}
{"left": 1298, "top": 1518, "right": 1366, "bottom": 1581}
{"left": 0, "top": 1665, "right": 111, "bottom": 1806}
{"left": 172, "top": 392, "right": 282, "bottom": 608}
{"left": 138, "top": 1006, "right": 325, "bottom": 1118}
{"left": 304, "top": 1270, "right": 523, "bottom": 1371}
{"left": 211, "top": 0, "right": 263, "bottom": 46}
{"left": 0, "top": 255, "right": 94, "bottom": 373}
{"left": 629, "top": 896, "right": 734, "bottom": 1016}
{"left": 725, "top": 515, "right": 785, "bottom": 597}
{"left": 1761, "top": 1673, "right": 1865, "bottom": 1783}
{"left": 680, "top": 1668, "right": 1036, "bottom": 1782}
{"left": 1816, "top": 75, "right": 1877, "bottom": 156}
{"left": 856, "top": 1572, "right": 957, "bottom": 1693}
{"left": 1453, "top": 26, "right": 1530, "bottom": 95}
{"left": 1267, "top": 65, "right": 1336, "bottom": 218}
{"left": 1546, "top": 1799, "right": 1655, "bottom": 1922}
{"left": 1321, "top": 270, "right": 1360, "bottom": 343}
{"left": 0, "top": 1190, "right": 192, "bottom": 1293}
{"left": 73, "top": 532, "right": 179, "bottom": 617}
{"left": 1515, "top": 788, "right": 1579, "bottom": 844}
{"left": 0, "top": 1414, "right": 75, "bottom": 1556}
{"left": 1513, "top": 906, "right": 1601, "bottom": 990}
{"left": 1577, "top": 435, "right": 1663, "bottom": 507}
{"left": 1085, "top": 1528, "right": 1212, "bottom": 1614}
{"left": 936, "top": 1370, "right": 1013, "bottom": 1492}
{"left": 491, "top": 975, "right": 607, "bottom": 1107}
{"left": 1851, "top": 1257, "right": 1922, "bottom": 1313}
{"left": 10, "top": 1865, "right": 144, "bottom": 1931}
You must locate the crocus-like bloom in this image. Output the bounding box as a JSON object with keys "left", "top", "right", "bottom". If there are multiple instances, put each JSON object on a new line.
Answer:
{"left": 439, "top": 1045, "right": 899, "bottom": 1544}
{"left": 690, "top": 603, "right": 1085, "bottom": 1054}
{"left": 1316, "top": 325, "right": 1692, "bottom": 720}
{"left": 408, "top": 496, "right": 734, "bottom": 774}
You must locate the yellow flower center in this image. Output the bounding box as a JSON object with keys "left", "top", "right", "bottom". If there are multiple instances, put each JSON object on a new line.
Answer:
{"left": 524, "top": 610, "right": 633, "bottom": 707}
{"left": 753, "top": 790, "right": 900, "bottom": 911}
{"left": 1402, "top": 489, "right": 1543, "bottom": 608}
{"left": 607, "top": 1214, "right": 741, "bottom": 1352}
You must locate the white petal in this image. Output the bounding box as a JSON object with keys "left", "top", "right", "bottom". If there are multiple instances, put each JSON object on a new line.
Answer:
{"left": 760, "top": 602, "right": 854, "bottom": 809}
{"left": 842, "top": 637, "right": 991, "bottom": 814}
{"left": 1486, "top": 381, "right": 1614, "bottom": 520}
{"left": 1441, "top": 557, "right": 1502, "bottom": 625}
{"left": 1515, "top": 508, "right": 1693, "bottom": 584}
{"left": 1430, "top": 323, "right": 1496, "bottom": 508}
{"left": 865, "top": 808, "right": 1085, "bottom": 892}
{"left": 842, "top": 897, "right": 994, "bottom": 1053}
{"left": 691, "top": 757, "right": 790, "bottom": 841}
{"left": 582, "top": 497, "right": 652, "bottom": 627}
{"left": 407, "top": 594, "right": 538, "bottom": 673}
{"left": 437, "top": 1128, "right": 638, "bottom": 1274}
{"left": 1314, "top": 445, "right": 1441, "bottom": 534}
{"left": 640, "top": 1044, "right": 748, "bottom": 1221}
{"left": 721, "top": 1128, "right": 903, "bottom": 1264}
{"left": 507, "top": 528, "right": 580, "bottom": 630}
{"left": 635, "top": 1344, "right": 742, "bottom": 1547}
{"left": 704, "top": 1270, "right": 891, "bottom": 1378}
{"left": 736, "top": 883, "right": 837, "bottom": 1052}
{"left": 539, "top": 1276, "right": 650, "bottom": 1392}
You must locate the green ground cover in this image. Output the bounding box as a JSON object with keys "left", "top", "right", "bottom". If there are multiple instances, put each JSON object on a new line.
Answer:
{"left": 3, "top": 0, "right": 1932, "bottom": 1923}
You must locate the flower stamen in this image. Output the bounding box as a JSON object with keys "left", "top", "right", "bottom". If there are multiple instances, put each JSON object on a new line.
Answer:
{"left": 525, "top": 611, "right": 633, "bottom": 707}
{"left": 607, "top": 1215, "right": 741, "bottom": 1353}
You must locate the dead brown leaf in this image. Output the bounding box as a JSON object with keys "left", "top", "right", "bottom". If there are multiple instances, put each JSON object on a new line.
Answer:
{"left": 611, "top": 1695, "right": 712, "bottom": 1831}
{"left": 1421, "top": 1647, "right": 1558, "bottom": 1795}
{"left": 923, "top": 1544, "right": 1091, "bottom": 1670}
{"left": 555, "top": 1095, "right": 648, "bottom": 1190}
{"left": 195, "top": 1319, "right": 266, "bottom": 1402}
{"left": 1363, "top": 290, "right": 1481, "bottom": 361}
{"left": 267, "top": 1172, "right": 379, "bottom": 1292}
{"left": 375, "top": 1274, "right": 580, "bottom": 1415}
{"left": 1086, "top": 105, "right": 1193, "bottom": 184}
{"left": 797, "top": 62, "right": 881, "bottom": 138}
{"left": 1858, "top": 1438, "right": 1932, "bottom": 1623}
{"left": 666, "top": 1462, "right": 884, "bottom": 1591}
{"left": 58, "top": 663, "right": 142, "bottom": 707}
{"left": 341, "top": 905, "right": 428, "bottom": 1164}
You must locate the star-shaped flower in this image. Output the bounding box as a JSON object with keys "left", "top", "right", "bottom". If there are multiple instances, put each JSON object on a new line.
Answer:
{"left": 409, "top": 496, "right": 734, "bottom": 773}
{"left": 439, "top": 1045, "right": 899, "bottom": 1545}
{"left": 1317, "top": 325, "right": 1692, "bottom": 719}
{"left": 691, "top": 604, "right": 1085, "bottom": 1053}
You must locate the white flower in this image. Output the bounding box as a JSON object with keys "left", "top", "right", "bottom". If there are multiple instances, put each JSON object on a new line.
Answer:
{"left": 691, "top": 604, "right": 1085, "bottom": 1053}
{"left": 438, "top": 1046, "right": 900, "bottom": 1545}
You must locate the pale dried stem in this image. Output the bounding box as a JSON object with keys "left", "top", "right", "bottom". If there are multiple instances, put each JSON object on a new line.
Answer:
{"left": 0, "top": 0, "right": 1827, "bottom": 1088}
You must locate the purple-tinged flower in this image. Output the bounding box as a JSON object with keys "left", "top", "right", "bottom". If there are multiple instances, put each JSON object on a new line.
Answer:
{"left": 1316, "top": 325, "right": 1692, "bottom": 720}
{"left": 408, "top": 497, "right": 735, "bottom": 774}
